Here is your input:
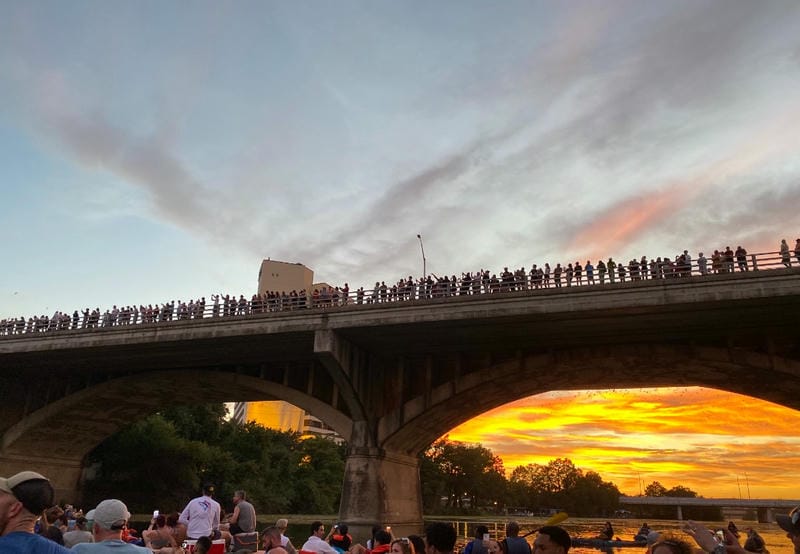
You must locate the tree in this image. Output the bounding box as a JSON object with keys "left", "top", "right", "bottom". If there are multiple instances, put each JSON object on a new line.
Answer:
{"left": 291, "top": 436, "right": 347, "bottom": 514}
{"left": 83, "top": 403, "right": 347, "bottom": 515}
{"left": 666, "top": 485, "right": 698, "bottom": 498}
{"left": 569, "top": 471, "right": 621, "bottom": 517}
{"left": 531, "top": 458, "right": 581, "bottom": 495}
{"left": 508, "top": 459, "right": 620, "bottom": 517}
{"left": 644, "top": 481, "right": 668, "bottom": 497}
{"left": 161, "top": 404, "right": 229, "bottom": 443}
{"left": 419, "top": 437, "right": 506, "bottom": 513}
{"left": 84, "top": 415, "right": 219, "bottom": 511}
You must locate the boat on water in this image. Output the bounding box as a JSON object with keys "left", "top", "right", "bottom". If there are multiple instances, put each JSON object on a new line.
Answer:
{"left": 571, "top": 538, "right": 647, "bottom": 549}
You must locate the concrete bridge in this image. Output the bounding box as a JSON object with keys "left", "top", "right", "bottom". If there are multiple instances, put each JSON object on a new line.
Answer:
{"left": 620, "top": 496, "right": 800, "bottom": 521}
{"left": 1, "top": 269, "right": 800, "bottom": 538}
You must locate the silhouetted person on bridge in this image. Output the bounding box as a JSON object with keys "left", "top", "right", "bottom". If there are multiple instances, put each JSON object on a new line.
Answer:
{"left": 781, "top": 239, "right": 791, "bottom": 267}
{"left": 795, "top": 239, "right": 800, "bottom": 266}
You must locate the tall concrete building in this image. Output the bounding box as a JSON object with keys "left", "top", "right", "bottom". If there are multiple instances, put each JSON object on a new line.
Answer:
{"left": 257, "top": 259, "right": 313, "bottom": 296}
{"left": 235, "top": 259, "right": 343, "bottom": 442}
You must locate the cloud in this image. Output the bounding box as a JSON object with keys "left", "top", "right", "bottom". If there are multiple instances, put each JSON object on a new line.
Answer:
{"left": 5, "top": 0, "right": 800, "bottom": 295}
{"left": 26, "top": 70, "right": 212, "bottom": 231}
{"left": 447, "top": 387, "right": 800, "bottom": 497}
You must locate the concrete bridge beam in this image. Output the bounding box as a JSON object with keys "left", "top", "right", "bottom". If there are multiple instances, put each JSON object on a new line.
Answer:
{"left": 0, "top": 453, "right": 83, "bottom": 503}
{"left": 338, "top": 447, "right": 423, "bottom": 543}
{"left": 315, "top": 330, "right": 423, "bottom": 539}
{"left": 314, "top": 329, "right": 370, "bottom": 427}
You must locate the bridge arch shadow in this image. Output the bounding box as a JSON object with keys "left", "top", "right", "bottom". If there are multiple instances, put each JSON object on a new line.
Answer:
{"left": 0, "top": 370, "right": 353, "bottom": 483}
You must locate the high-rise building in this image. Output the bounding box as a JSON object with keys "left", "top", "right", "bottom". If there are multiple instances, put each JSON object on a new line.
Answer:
{"left": 235, "top": 259, "right": 343, "bottom": 443}
{"left": 257, "top": 259, "right": 313, "bottom": 296}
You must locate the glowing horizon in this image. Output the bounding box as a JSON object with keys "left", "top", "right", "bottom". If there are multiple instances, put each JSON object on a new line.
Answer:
{"left": 445, "top": 387, "right": 800, "bottom": 500}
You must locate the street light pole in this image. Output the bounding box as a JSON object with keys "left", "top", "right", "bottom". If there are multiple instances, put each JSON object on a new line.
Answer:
{"left": 417, "top": 234, "right": 426, "bottom": 277}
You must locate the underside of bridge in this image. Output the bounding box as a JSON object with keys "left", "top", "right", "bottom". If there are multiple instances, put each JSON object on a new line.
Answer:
{"left": 2, "top": 272, "right": 799, "bottom": 539}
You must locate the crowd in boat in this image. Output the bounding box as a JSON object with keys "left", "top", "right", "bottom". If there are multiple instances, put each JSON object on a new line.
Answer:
{"left": 2, "top": 469, "right": 800, "bottom": 554}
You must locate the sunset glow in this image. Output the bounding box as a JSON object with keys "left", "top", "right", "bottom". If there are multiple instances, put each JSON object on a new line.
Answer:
{"left": 446, "top": 387, "right": 800, "bottom": 500}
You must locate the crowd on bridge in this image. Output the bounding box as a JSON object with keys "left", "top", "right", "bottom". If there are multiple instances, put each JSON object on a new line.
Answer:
{"left": 2, "top": 239, "right": 799, "bottom": 337}
{"left": 2, "top": 470, "right": 799, "bottom": 554}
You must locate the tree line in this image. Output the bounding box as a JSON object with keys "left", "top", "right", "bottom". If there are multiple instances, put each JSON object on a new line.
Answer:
{"left": 83, "top": 404, "right": 345, "bottom": 514}
{"left": 82, "top": 404, "right": 714, "bottom": 519}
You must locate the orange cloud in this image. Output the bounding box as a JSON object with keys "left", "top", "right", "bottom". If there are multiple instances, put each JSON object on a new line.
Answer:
{"left": 567, "top": 104, "right": 800, "bottom": 261}
{"left": 445, "top": 387, "right": 800, "bottom": 499}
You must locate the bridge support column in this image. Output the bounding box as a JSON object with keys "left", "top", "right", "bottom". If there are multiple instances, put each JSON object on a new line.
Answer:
{"left": 0, "top": 452, "right": 83, "bottom": 503}
{"left": 676, "top": 505, "right": 683, "bottom": 520}
{"left": 339, "top": 444, "right": 423, "bottom": 543}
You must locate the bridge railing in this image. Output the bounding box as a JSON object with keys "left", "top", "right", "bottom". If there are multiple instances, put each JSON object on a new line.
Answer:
{"left": 1, "top": 248, "right": 798, "bottom": 337}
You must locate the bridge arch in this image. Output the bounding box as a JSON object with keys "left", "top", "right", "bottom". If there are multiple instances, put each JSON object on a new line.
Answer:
{"left": 0, "top": 370, "right": 353, "bottom": 500}
{"left": 380, "top": 343, "right": 800, "bottom": 455}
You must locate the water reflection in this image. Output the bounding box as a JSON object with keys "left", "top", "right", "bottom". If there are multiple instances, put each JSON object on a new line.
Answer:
{"left": 441, "top": 518, "right": 794, "bottom": 554}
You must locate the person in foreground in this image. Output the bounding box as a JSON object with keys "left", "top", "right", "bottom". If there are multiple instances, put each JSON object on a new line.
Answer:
{"left": 301, "top": 521, "right": 338, "bottom": 554}
{"left": 179, "top": 484, "right": 221, "bottom": 541}
{"left": 263, "top": 525, "right": 288, "bottom": 554}
{"left": 504, "top": 522, "right": 531, "bottom": 554}
{"left": 275, "top": 518, "right": 297, "bottom": 554}
{"left": 649, "top": 536, "right": 693, "bottom": 554}
{"left": 534, "top": 526, "right": 571, "bottom": 554}
{"left": 683, "top": 515, "right": 800, "bottom": 554}
{"left": 72, "top": 499, "right": 150, "bottom": 554}
{"left": 464, "top": 526, "right": 489, "bottom": 554}
{"left": 776, "top": 507, "right": 800, "bottom": 554}
{"left": 423, "top": 523, "right": 456, "bottom": 554}
{"left": 0, "top": 470, "right": 72, "bottom": 553}
{"left": 193, "top": 536, "right": 212, "bottom": 554}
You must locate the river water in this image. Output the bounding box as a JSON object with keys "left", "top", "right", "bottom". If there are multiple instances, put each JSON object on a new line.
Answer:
{"left": 443, "top": 518, "right": 794, "bottom": 554}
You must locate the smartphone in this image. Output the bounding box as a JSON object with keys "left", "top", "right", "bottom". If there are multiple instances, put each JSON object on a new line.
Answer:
{"left": 153, "top": 510, "right": 159, "bottom": 518}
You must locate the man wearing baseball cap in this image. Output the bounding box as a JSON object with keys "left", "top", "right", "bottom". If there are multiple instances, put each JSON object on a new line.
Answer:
{"left": 0, "top": 470, "right": 71, "bottom": 553}
{"left": 776, "top": 507, "right": 800, "bottom": 554}
{"left": 179, "top": 483, "right": 221, "bottom": 541}
{"left": 72, "top": 499, "right": 150, "bottom": 554}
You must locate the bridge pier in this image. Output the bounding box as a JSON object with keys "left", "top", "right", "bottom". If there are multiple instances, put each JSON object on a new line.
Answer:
{"left": 339, "top": 446, "right": 423, "bottom": 542}
{"left": 0, "top": 452, "right": 83, "bottom": 503}
{"left": 676, "top": 505, "right": 683, "bottom": 520}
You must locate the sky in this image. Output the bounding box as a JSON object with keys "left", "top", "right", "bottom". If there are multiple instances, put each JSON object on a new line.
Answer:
{"left": 447, "top": 387, "right": 800, "bottom": 500}
{"left": 2, "top": 2, "right": 800, "bottom": 499}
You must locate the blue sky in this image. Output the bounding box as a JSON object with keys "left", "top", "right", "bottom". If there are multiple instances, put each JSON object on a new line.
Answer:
{"left": 2, "top": 0, "right": 800, "bottom": 317}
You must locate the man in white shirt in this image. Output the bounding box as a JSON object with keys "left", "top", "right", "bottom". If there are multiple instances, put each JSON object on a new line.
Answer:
{"left": 301, "top": 521, "right": 337, "bottom": 554}
{"left": 179, "top": 484, "right": 221, "bottom": 540}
